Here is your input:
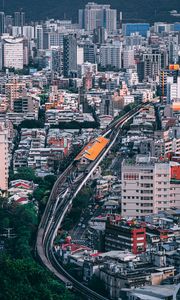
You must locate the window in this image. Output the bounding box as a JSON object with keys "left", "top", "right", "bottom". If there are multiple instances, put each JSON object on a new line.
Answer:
{"left": 141, "top": 176, "right": 153, "bottom": 180}
{"left": 124, "top": 173, "right": 139, "bottom": 180}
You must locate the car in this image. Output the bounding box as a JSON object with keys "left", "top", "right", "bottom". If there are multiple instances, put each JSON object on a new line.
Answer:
{"left": 78, "top": 223, "right": 81, "bottom": 226}
{"left": 82, "top": 224, "right": 86, "bottom": 229}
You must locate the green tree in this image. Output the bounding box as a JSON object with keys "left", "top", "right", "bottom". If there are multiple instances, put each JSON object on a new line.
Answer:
{"left": 0, "top": 201, "right": 76, "bottom": 300}
{"left": 11, "top": 167, "right": 36, "bottom": 181}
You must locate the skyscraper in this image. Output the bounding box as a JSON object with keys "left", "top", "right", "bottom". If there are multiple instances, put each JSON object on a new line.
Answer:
{"left": 35, "top": 25, "right": 43, "bottom": 49}
{"left": 14, "top": 11, "right": 25, "bottom": 27}
{"left": 63, "top": 34, "right": 77, "bottom": 78}
{"left": 93, "top": 26, "right": 106, "bottom": 44}
{"left": 5, "top": 15, "right": 13, "bottom": 34}
{"left": 79, "top": 2, "right": 117, "bottom": 33}
{"left": 0, "top": 12, "right": 5, "bottom": 36}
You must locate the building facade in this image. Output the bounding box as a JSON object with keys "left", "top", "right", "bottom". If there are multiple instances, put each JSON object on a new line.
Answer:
{"left": 3, "top": 36, "right": 24, "bottom": 69}
{"left": 0, "top": 122, "right": 9, "bottom": 192}
{"left": 63, "top": 34, "right": 77, "bottom": 78}
{"left": 121, "top": 155, "right": 180, "bottom": 217}
{"left": 79, "top": 2, "right": 117, "bottom": 33}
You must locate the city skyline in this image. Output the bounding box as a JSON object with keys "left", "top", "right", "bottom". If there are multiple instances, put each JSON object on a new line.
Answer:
{"left": 0, "top": 0, "right": 179, "bottom": 23}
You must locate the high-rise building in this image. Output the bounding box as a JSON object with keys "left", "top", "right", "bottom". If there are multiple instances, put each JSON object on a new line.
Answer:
{"left": 84, "top": 42, "right": 97, "bottom": 64}
{"left": 93, "top": 26, "right": 106, "bottom": 44}
{"left": 35, "top": 25, "right": 43, "bottom": 50}
{"left": 22, "top": 26, "right": 35, "bottom": 40}
{"left": 77, "top": 46, "right": 84, "bottom": 65}
{"left": 0, "top": 122, "right": 9, "bottom": 192}
{"left": 14, "top": 11, "right": 25, "bottom": 27}
{"left": 79, "top": 2, "right": 117, "bottom": 33}
{"left": 3, "top": 36, "right": 24, "bottom": 70}
{"left": 0, "top": 12, "right": 5, "bottom": 36}
{"left": 137, "top": 52, "right": 162, "bottom": 81}
{"left": 51, "top": 47, "right": 63, "bottom": 75}
{"left": 123, "top": 49, "right": 135, "bottom": 69}
{"left": 43, "top": 31, "right": 64, "bottom": 49}
{"left": 63, "top": 34, "right": 77, "bottom": 78}
{"left": 121, "top": 155, "right": 180, "bottom": 217}
{"left": 100, "top": 44, "right": 122, "bottom": 70}
{"left": 122, "top": 23, "right": 150, "bottom": 37}
{"left": 167, "top": 76, "right": 180, "bottom": 102}
{"left": 5, "top": 78, "right": 26, "bottom": 110}
{"left": 100, "top": 92, "right": 114, "bottom": 116}
{"left": 160, "top": 66, "right": 180, "bottom": 97}
{"left": 5, "top": 15, "right": 13, "bottom": 34}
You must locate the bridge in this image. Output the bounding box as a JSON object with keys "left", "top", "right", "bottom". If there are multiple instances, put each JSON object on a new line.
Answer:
{"left": 36, "top": 103, "right": 148, "bottom": 299}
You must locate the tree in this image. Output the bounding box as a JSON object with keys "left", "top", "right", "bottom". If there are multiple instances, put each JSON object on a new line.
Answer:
{"left": 44, "top": 175, "right": 57, "bottom": 189}
{"left": 0, "top": 257, "right": 75, "bottom": 300}
{"left": 12, "top": 167, "right": 36, "bottom": 181}
{"left": 0, "top": 201, "right": 76, "bottom": 300}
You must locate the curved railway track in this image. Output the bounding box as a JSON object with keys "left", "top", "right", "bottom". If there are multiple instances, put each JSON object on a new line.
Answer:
{"left": 36, "top": 103, "right": 148, "bottom": 299}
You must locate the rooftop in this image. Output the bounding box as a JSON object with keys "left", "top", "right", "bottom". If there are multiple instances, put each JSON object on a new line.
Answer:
{"left": 123, "top": 284, "right": 179, "bottom": 299}
{"left": 75, "top": 136, "right": 109, "bottom": 162}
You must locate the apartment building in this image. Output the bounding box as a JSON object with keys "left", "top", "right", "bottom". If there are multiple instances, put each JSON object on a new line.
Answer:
{"left": 105, "top": 216, "right": 146, "bottom": 254}
{"left": 100, "top": 44, "right": 122, "bottom": 70}
{"left": 5, "top": 79, "right": 26, "bottom": 110}
{"left": 0, "top": 122, "right": 9, "bottom": 192}
{"left": 121, "top": 155, "right": 180, "bottom": 217}
{"left": 3, "top": 36, "right": 24, "bottom": 70}
{"left": 79, "top": 2, "right": 117, "bottom": 33}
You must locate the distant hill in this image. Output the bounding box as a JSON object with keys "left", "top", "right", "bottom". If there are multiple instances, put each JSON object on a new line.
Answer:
{"left": 3, "top": 0, "right": 180, "bottom": 23}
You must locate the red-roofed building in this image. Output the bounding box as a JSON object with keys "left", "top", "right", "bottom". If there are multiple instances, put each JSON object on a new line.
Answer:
{"left": 105, "top": 217, "right": 146, "bottom": 254}
{"left": 171, "top": 165, "right": 180, "bottom": 181}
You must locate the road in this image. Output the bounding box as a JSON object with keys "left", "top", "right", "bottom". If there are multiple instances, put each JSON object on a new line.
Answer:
{"left": 36, "top": 103, "right": 148, "bottom": 299}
